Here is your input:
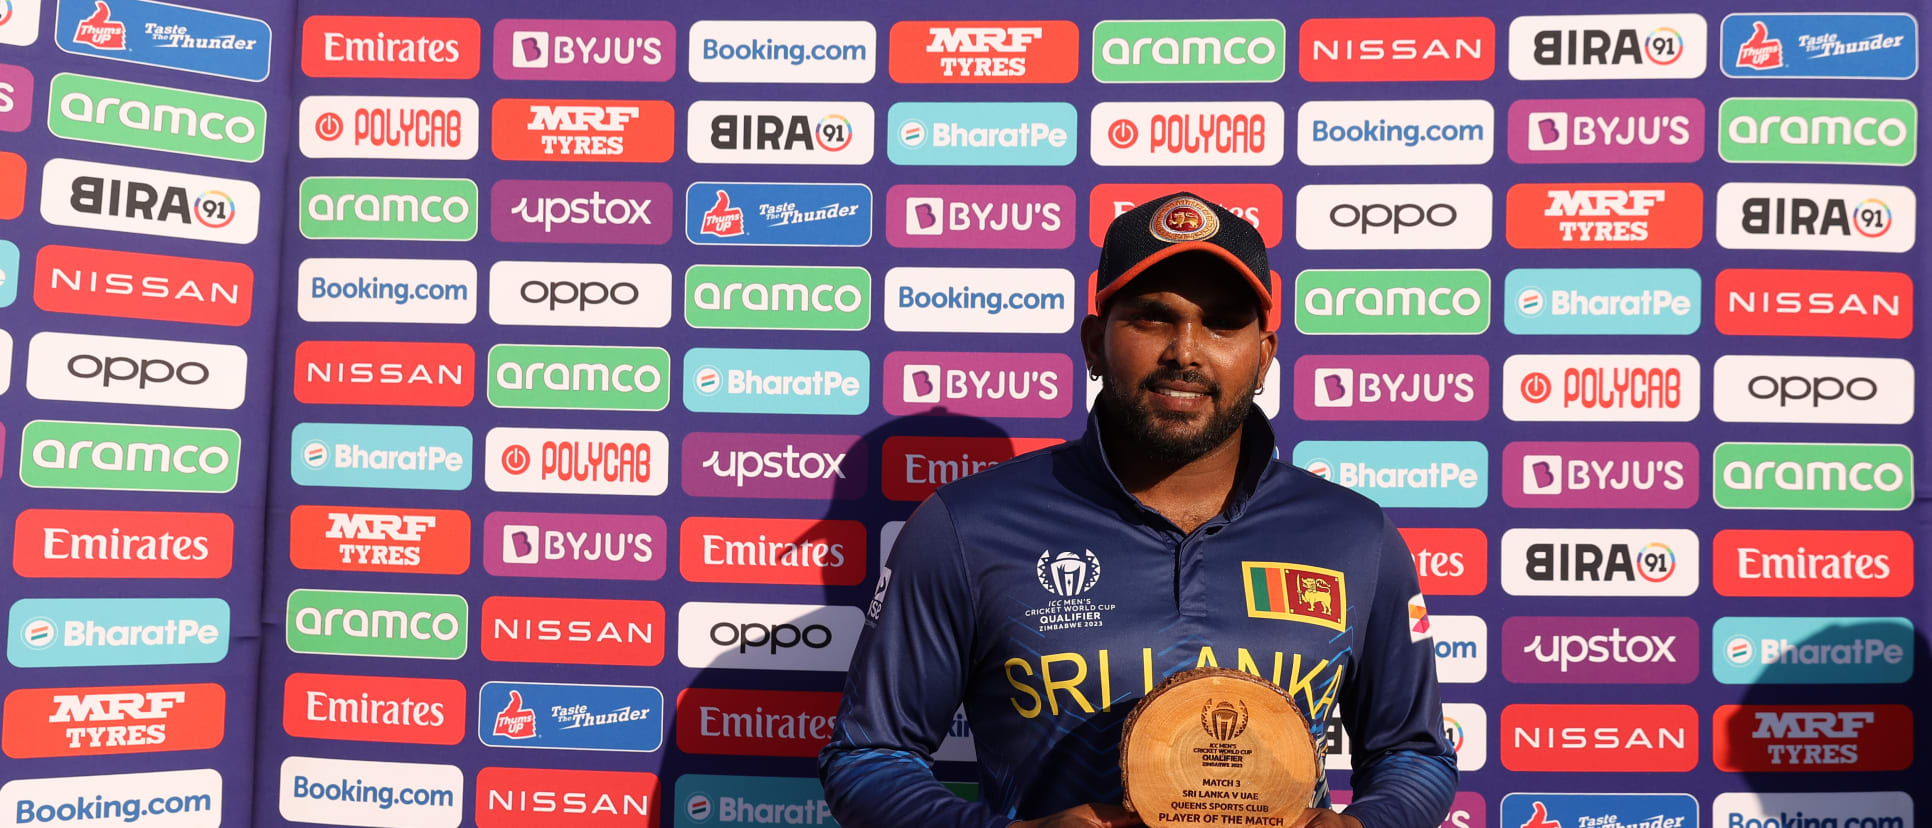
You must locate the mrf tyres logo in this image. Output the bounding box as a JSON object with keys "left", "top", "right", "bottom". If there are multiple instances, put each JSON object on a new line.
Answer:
{"left": 1714, "top": 704, "right": 1911, "bottom": 772}
{"left": 1714, "top": 442, "right": 1913, "bottom": 510}
{"left": 21, "top": 420, "right": 238, "bottom": 493}
{"left": 1717, "top": 182, "right": 1915, "bottom": 253}
{"left": 1509, "top": 14, "right": 1707, "bottom": 80}
{"left": 491, "top": 98, "right": 674, "bottom": 163}
{"left": 300, "top": 176, "right": 476, "bottom": 241}
{"left": 492, "top": 180, "right": 671, "bottom": 245}
{"left": 41, "top": 157, "right": 260, "bottom": 244}
{"left": 690, "top": 100, "right": 874, "bottom": 165}
{"left": 1506, "top": 183, "right": 1702, "bottom": 249}
{"left": 1092, "top": 19, "right": 1286, "bottom": 83}
{"left": 2, "top": 682, "right": 225, "bottom": 758}
{"left": 888, "top": 20, "right": 1079, "bottom": 83}
{"left": 288, "top": 506, "right": 471, "bottom": 575}
{"left": 682, "top": 432, "right": 865, "bottom": 501}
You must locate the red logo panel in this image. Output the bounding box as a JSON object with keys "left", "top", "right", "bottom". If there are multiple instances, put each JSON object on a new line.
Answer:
{"left": 1506, "top": 183, "right": 1704, "bottom": 249}
{"left": 3, "top": 683, "right": 224, "bottom": 758}
{"left": 0, "top": 152, "right": 23, "bottom": 219}
{"left": 1714, "top": 269, "right": 1913, "bottom": 339}
{"left": 1500, "top": 704, "right": 1699, "bottom": 772}
{"left": 289, "top": 506, "right": 470, "bottom": 575}
{"left": 1713, "top": 530, "right": 1911, "bottom": 598}
{"left": 34, "top": 245, "right": 253, "bottom": 327}
{"left": 888, "top": 21, "right": 1080, "bottom": 83}
{"left": 1714, "top": 704, "right": 1912, "bottom": 772}
{"left": 675, "top": 688, "right": 841, "bottom": 757}
{"left": 679, "top": 517, "right": 867, "bottom": 586}
{"left": 476, "top": 767, "right": 659, "bottom": 828}
{"left": 482, "top": 597, "right": 665, "bottom": 666}
{"left": 881, "top": 436, "right": 1065, "bottom": 502}
{"left": 293, "top": 340, "right": 474, "bottom": 407}
{"left": 282, "top": 673, "right": 465, "bottom": 745}
{"left": 490, "top": 99, "right": 675, "bottom": 163}
{"left": 1400, "top": 528, "right": 1487, "bottom": 596}
{"left": 1299, "top": 18, "right": 1496, "bottom": 82}
{"left": 301, "top": 16, "right": 481, "bottom": 79}
{"left": 13, "top": 509, "right": 232, "bottom": 579}
{"left": 1088, "top": 184, "right": 1284, "bottom": 247}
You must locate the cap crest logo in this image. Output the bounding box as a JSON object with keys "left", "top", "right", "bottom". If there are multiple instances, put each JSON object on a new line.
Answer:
{"left": 1150, "top": 196, "right": 1219, "bottom": 243}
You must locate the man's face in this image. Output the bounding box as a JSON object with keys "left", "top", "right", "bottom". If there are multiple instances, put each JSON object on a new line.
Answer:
{"left": 1081, "top": 254, "right": 1278, "bottom": 464}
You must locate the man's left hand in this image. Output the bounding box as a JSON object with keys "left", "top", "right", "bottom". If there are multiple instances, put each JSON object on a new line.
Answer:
{"left": 1293, "top": 809, "right": 1363, "bottom": 828}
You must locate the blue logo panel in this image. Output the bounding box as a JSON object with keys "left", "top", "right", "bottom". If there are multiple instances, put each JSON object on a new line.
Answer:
{"left": 56, "top": 0, "right": 273, "bottom": 81}
{"left": 0, "top": 240, "right": 17, "bottom": 308}
{"left": 1505, "top": 269, "right": 1701, "bottom": 335}
{"left": 9, "top": 597, "right": 230, "bottom": 667}
{"left": 684, "top": 347, "right": 870, "bottom": 416}
{"left": 1721, "top": 13, "right": 1917, "bottom": 79}
{"left": 1713, "top": 616, "right": 1914, "bottom": 684}
{"left": 290, "top": 422, "right": 474, "bottom": 491}
{"left": 1290, "top": 441, "right": 1489, "bottom": 509}
{"left": 888, "top": 102, "right": 1079, "bottom": 166}
{"left": 1502, "top": 794, "right": 1699, "bottom": 828}
{"left": 478, "top": 681, "right": 665, "bottom": 751}
{"left": 674, "top": 775, "right": 833, "bottom": 827}
{"left": 685, "top": 182, "right": 873, "bottom": 247}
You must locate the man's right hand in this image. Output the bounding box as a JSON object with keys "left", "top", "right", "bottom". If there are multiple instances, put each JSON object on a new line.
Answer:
{"left": 1010, "top": 803, "right": 1145, "bottom": 828}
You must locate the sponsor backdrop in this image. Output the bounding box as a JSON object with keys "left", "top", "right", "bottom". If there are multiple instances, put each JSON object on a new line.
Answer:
{"left": 0, "top": 1, "right": 1925, "bottom": 828}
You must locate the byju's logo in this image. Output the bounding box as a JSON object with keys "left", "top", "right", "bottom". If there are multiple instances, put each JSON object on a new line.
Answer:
{"left": 889, "top": 101, "right": 1075, "bottom": 166}
{"left": 1296, "top": 184, "right": 1492, "bottom": 250}
{"left": 1503, "top": 616, "right": 1698, "bottom": 684}
{"left": 1092, "top": 19, "right": 1286, "bottom": 83}
{"left": 1719, "top": 98, "right": 1916, "bottom": 166}
{"left": 300, "top": 176, "right": 476, "bottom": 241}
{"left": 9, "top": 597, "right": 228, "bottom": 667}
{"left": 1712, "top": 355, "right": 1914, "bottom": 425}
{"left": 0, "top": 64, "right": 31, "bottom": 134}
{"left": 493, "top": 19, "right": 674, "bottom": 82}
{"left": 677, "top": 601, "right": 864, "bottom": 671}
{"left": 1291, "top": 441, "right": 1488, "bottom": 508}
{"left": 884, "top": 351, "right": 1071, "bottom": 419}
{"left": 1713, "top": 616, "right": 1912, "bottom": 685}
{"left": 477, "top": 681, "right": 663, "bottom": 751}
{"left": 1716, "top": 182, "right": 1916, "bottom": 253}
{"left": 685, "top": 347, "right": 867, "bottom": 416}
{"left": 1509, "top": 14, "right": 1707, "bottom": 80}
{"left": 1502, "top": 354, "right": 1700, "bottom": 422}
{"left": 686, "top": 181, "right": 871, "bottom": 247}
{"left": 691, "top": 100, "right": 874, "bottom": 165}
{"left": 1713, "top": 442, "right": 1913, "bottom": 510}
{"left": 1298, "top": 17, "right": 1496, "bottom": 82}
{"left": 1504, "top": 442, "right": 1697, "bottom": 509}
{"left": 1501, "top": 529, "right": 1700, "bottom": 597}
{"left": 1296, "top": 269, "right": 1490, "bottom": 335}
{"left": 1721, "top": 14, "right": 1917, "bottom": 79}
{"left": 1501, "top": 794, "right": 1697, "bottom": 828}
{"left": 57, "top": 0, "right": 270, "bottom": 81}
{"left": 1297, "top": 99, "right": 1494, "bottom": 166}
{"left": 1714, "top": 268, "right": 1911, "bottom": 340}
{"left": 484, "top": 511, "right": 663, "bottom": 582}
{"left": 1712, "top": 529, "right": 1912, "bottom": 598}
{"left": 887, "top": 184, "right": 1073, "bottom": 249}
{"left": 1508, "top": 98, "right": 1704, "bottom": 164}
{"left": 492, "top": 180, "right": 670, "bottom": 245}
{"left": 1293, "top": 354, "right": 1488, "bottom": 421}
{"left": 290, "top": 422, "right": 472, "bottom": 491}
{"left": 35, "top": 244, "right": 254, "bottom": 327}
{"left": 41, "top": 158, "right": 260, "bottom": 244}
{"left": 682, "top": 432, "right": 865, "bottom": 500}
{"left": 298, "top": 95, "right": 478, "bottom": 161}
{"left": 1505, "top": 269, "right": 1699, "bottom": 336}
{"left": 1506, "top": 182, "right": 1703, "bottom": 249}
{"left": 1090, "top": 101, "right": 1283, "bottom": 166}
{"left": 484, "top": 427, "right": 669, "bottom": 496}
{"left": 887, "top": 20, "right": 1079, "bottom": 83}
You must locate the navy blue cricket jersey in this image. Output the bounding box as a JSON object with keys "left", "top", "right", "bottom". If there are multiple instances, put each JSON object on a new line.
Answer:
{"left": 819, "top": 408, "right": 1457, "bottom": 828}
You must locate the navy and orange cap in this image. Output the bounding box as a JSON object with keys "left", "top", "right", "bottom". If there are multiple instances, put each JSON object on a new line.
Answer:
{"left": 1094, "top": 192, "right": 1272, "bottom": 312}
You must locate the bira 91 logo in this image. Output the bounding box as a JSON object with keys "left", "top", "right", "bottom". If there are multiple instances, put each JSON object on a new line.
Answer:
{"left": 888, "top": 20, "right": 1079, "bottom": 83}
{"left": 476, "top": 768, "right": 659, "bottom": 828}
{"left": 1502, "top": 354, "right": 1700, "bottom": 422}
{"left": 1712, "top": 355, "right": 1914, "bottom": 425}
{"left": 14, "top": 508, "right": 233, "bottom": 580}
{"left": 288, "top": 505, "right": 470, "bottom": 575}
{"left": 1506, "top": 182, "right": 1703, "bottom": 249}
{"left": 35, "top": 244, "right": 253, "bottom": 327}
{"left": 1294, "top": 354, "right": 1488, "bottom": 421}
{"left": 477, "top": 681, "right": 663, "bottom": 752}
{"left": 482, "top": 596, "right": 664, "bottom": 667}
{"left": 1291, "top": 440, "right": 1488, "bottom": 509}
{"left": 1712, "top": 616, "right": 1913, "bottom": 685}
{"left": 1501, "top": 794, "right": 1696, "bottom": 828}
{"left": 1092, "top": 19, "right": 1287, "bottom": 83}
{"left": 1505, "top": 268, "right": 1700, "bottom": 336}
{"left": 1295, "top": 269, "right": 1490, "bottom": 335}
{"left": 485, "top": 427, "right": 668, "bottom": 496}
{"left": 299, "top": 95, "right": 478, "bottom": 160}
{"left": 1713, "top": 442, "right": 1913, "bottom": 511}
{"left": 1501, "top": 616, "right": 1699, "bottom": 684}
{"left": 1508, "top": 98, "right": 1704, "bottom": 164}
{"left": 691, "top": 101, "right": 874, "bottom": 165}
{"left": 290, "top": 422, "right": 472, "bottom": 491}
{"left": 21, "top": 420, "right": 240, "bottom": 493}
{"left": 684, "top": 347, "right": 868, "bottom": 416}
{"left": 1296, "top": 184, "right": 1493, "bottom": 251}
{"left": 889, "top": 101, "right": 1075, "bottom": 167}
{"left": 492, "top": 261, "right": 672, "bottom": 329}
{"left": 1717, "top": 183, "right": 1916, "bottom": 253}
{"left": 886, "top": 184, "right": 1073, "bottom": 249}
{"left": 2, "top": 682, "right": 223, "bottom": 758}
{"left": 1501, "top": 704, "right": 1698, "bottom": 772}
{"left": 677, "top": 601, "right": 864, "bottom": 672}
{"left": 1090, "top": 101, "right": 1284, "bottom": 166}
{"left": 1399, "top": 528, "right": 1487, "bottom": 596}
{"left": 1298, "top": 18, "right": 1495, "bottom": 82}
{"left": 1714, "top": 704, "right": 1911, "bottom": 772}
{"left": 8, "top": 596, "right": 228, "bottom": 668}
{"left": 1715, "top": 269, "right": 1912, "bottom": 339}
{"left": 1504, "top": 442, "right": 1698, "bottom": 509}
{"left": 881, "top": 435, "right": 1063, "bottom": 502}
{"left": 1091, "top": 184, "right": 1283, "bottom": 247}
{"left": 493, "top": 98, "right": 674, "bottom": 163}
{"left": 301, "top": 15, "right": 481, "bottom": 79}
{"left": 282, "top": 672, "right": 465, "bottom": 745}
{"left": 1501, "top": 529, "right": 1700, "bottom": 598}
{"left": 676, "top": 688, "right": 841, "bottom": 757}
{"left": 1718, "top": 98, "right": 1916, "bottom": 167}
{"left": 27, "top": 331, "right": 248, "bottom": 410}
{"left": 50, "top": 72, "right": 268, "bottom": 163}
{"left": 285, "top": 589, "right": 467, "bottom": 661}
{"left": 1509, "top": 14, "right": 1707, "bottom": 80}
{"left": 493, "top": 19, "right": 674, "bottom": 82}
{"left": 59, "top": 0, "right": 270, "bottom": 81}
{"left": 482, "top": 511, "right": 664, "bottom": 582}
{"left": 679, "top": 516, "right": 867, "bottom": 586}
{"left": 1721, "top": 13, "right": 1918, "bottom": 79}
{"left": 301, "top": 176, "right": 477, "bottom": 242}
{"left": 294, "top": 340, "right": 473, "bottom": 407}
{"left": 884, "top": 351, "right": 1071, "bottom": 419}
{"left": 41, "top": 158, "right": 260, "bottom": 244}
{"left": 1713, "top": 529, "right": 1912, "bottom": 598}
{"left": 493, "top": 180, "right": 672, "bottom": 245}
{"left": 681, "top": 432, "right": 866, "bottom": 501}
{"left": 685, "top": 181, "right": 871, "bottom": 247}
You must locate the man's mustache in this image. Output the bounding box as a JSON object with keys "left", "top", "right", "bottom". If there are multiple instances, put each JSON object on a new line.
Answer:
{"left": 1138, "top": 369, "right": 1221, "bottom": 399}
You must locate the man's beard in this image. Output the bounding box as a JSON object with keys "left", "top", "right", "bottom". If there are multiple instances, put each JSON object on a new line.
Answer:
{"left": 1096, "top": 367, "right": 1256, "bottom": 465}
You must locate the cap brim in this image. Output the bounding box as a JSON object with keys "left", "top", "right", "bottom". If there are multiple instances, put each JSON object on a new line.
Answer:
{"left": 1093, "top": 241, "right": 1273, "bottom": 311}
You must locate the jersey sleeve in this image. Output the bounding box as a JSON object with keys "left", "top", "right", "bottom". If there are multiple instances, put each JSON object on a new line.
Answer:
{"left": 818, "top": 494, "right": 1014, "bottom": 828}
{"left": 1336, "top": 517, "right": 1459, "bottom": 828}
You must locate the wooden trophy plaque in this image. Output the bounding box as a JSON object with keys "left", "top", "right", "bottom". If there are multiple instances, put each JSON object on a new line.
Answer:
{"left": 1119, "top": 666, "right": 1320, "bottom": 827}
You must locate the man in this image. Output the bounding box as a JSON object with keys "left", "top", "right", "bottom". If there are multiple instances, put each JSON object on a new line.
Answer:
{"left": 820, "top": 193, "right": 1457, "bottom": 828}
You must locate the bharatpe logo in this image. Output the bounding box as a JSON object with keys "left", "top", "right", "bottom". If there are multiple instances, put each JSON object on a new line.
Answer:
{"left": 1508, "top": 98, "right": 1705, "bottom": 165}
{"left": 477, "top": 681, "right": 664, "bottom": 751}
{"left": 885, "top": 267, "right": 1074, "bottom": 334}
{"left": 1720, "top": 98, "right": 1916, "bottom": 166}
{"left": 674, "top": 774, "right": 836, "bottom": 828}
{"left": 1713, "top": 616, "right": 1912, "bottom": 685}
{"left": 492, "top": 18, "right": 675, "bottom": 82}
{"left": 888, "top": 184, "right": 1073, "bottom": 249}
{"left": 482, "top": 511, "right": 663, "bottom": 581}
{"left": 1714, "top": 442, "right": 1913, "bottom": 510}
{"left": 687, "top": 181, "right": 872, "bottom": 247}
{"left": 41, "top": 157, "right": 260, "bottom": 244}
{"left": 300, "top": 176, "right": 476, "bottom": 241}
{"left": 1291, "top": 440, "right": 1488, "bottom": 509}
{"left": 26, "top": 331, "right": 246, "bottom": 410}
{"left": 1297, "top": 184, "right": 1492, "bottom": 250}
{"left": 8, "top": 597, "right": 228, "bottom": 668}
{"left": 1506, "top": 269, "right": 1699, "bottom": 336}
{"left": 1090, "top": 101, "right": 1283, "bottom": 166}
{"left": 687, "top": 20, "right": 877, "bottom": 84}
{"left": 490, "top": 261, "right": 671, "bottom": 329}
{"left": 289, "top": 422, "right": 472, "bottom": 491}
{"left": 1296, "top": 269, "right": 1490, "bottom": 335}
{"left": 1092, "top": 19, "right": 1286, "bottom": 82}
{"left": 685, "top": 264, "right": 871, "bottom": 331}
{"left": 298, "top": 95, "right": 479, "bottom": 161}
{"left": 1715, "top": 268, "right": 1912, "bottom": 339}
{"left": 1297, "top": 99, "right": 1494, "bottom": 166}
{"left": 301, "top": 258, "right": 476, "bottom": 325}
{"left": 684, "top": 347, "right": 868, "bottom": 416}
{"left": 1502, "top": 616, "right": 1698, "bottom": 684}
{"left": 1501, "top": 794, "right": 1697, "bottom": 828}
{"left": 50, "top": 73, "right": 266, "bottom": 162}
{"left": 678, "top": 601, "right": 864, "bottom": 671}
{"left": 21, "top": 420, "right": 238, "bottom": 493}
{"left": 56, "top": 0, "right": 270, "bottom": 81}
{"left": 1501, "top": 528, "right": 1700, "bottom": 598}
{"left": 1509, "top": 14, "right": 1708, "bottom": 80}
{"left": 1721, "top": 13, "right": 1917, "bottom": 79}
{"left": 487, "top": 344, "right": 669, "bottom": 412}
{"left": 1716, "top": 182, "right": 1916, "bottom": 253}
{"left": 889, "top": 101, "right": 1076, "bottom": 166}
{"left": 285, "top": 589, "right": 468, "bottom": 660}
{"left": 492, "top": 179, "right": 670, "bottom": 245}
{"left": 1504, "top": 441, "right": 1698, "bottom": 509}
{"left": 682, "top": 432, "right": 865, "bottom": 500}
{"left": 0, "top": 1, "right": 43, "bottom": 47}
{"left": 690, "top": 100, "right": 875, "bottom": 165}
{"left": 1294, "top": 354, "right": 1488, "bottom": 421}
{"left": 1713, "top": 355, "right": 1914, "bottom": 425}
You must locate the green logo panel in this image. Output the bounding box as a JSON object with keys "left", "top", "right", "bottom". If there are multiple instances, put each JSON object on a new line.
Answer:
{"left": 1295, "top": 270, "right": 1491, "bottom": 335}
{"left": 285, "top": 589, "right": 469, "bottom": 660}
{"left": 1092, "top": 19, "right": 1287, "bottom": 83}
{"left": 48, "top": 73, "right": 267, "bottom": 162}
{"left": 1719, "top": 98, "right": 1917, "bottom": 166}
{"left": 684, "top": 265, "right": 871, "bottom": 331}
{"left": 299, "top": 177, "right": 478, "bottom": 241}
{"left": 19, "top": 420, "right": 240, "bottom": 493}
{"left": 488, "top": 344, "right": 671, "bottom": 411}
{"left": 1714, "top": 442, "right": 1914, "bottom": 510}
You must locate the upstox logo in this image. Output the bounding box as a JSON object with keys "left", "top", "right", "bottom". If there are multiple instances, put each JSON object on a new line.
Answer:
{"left": 1296, "top": 270, "right": 1489, "bottom": 335}
{"left": 20, "top": 420, "right": 238, "bottom": 493}
{"left": 290, "top": 422, "right": 472, "bottom": 491}
{"left": 299, "top": 176, "right": 478, "bottom": 241}
{"left": 1714, "top": 442, "right": 1913, "bottom": 510}
{"left": 1713, "top": 616, "right": 1912, "bottom": 685}
{"left": 685, "top": 348, "right": 868, "bottom": 416}
{"left": 1720, "top": 98, "right": 1916, "bottom": 166}
{"left": 1291, "top": 441, "right": 1488, "bottom": 508}
{"left": 684, "top": 265, "right": 870, "bottom": 331}
{"left": 49, "top": 73, "right": 266, "bottom": 162}
{"left": 9, "top": 597, "right": 228, "bottom": 668}
{"left": 888, "top": 101, "right": 1076, "bottom": 166}
{"left": 285, "top": 589, "right": 468, "bottom": 661}
{"left": 1092, "top": 19, "right": 1286, "bottom": 82}
{"left": 1506, "top": 269, "right": 1699, "bottom": 335}
{"left": 487, "top": 344, "right": 669, "bottom": 412}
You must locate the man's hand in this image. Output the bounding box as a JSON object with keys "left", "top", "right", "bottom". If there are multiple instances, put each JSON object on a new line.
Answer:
{"left": 1293, "top": 808, "right": 1364, "bottom": 828}
{"left": 1010, "top": 803, "right": 1145, "bottom": 828}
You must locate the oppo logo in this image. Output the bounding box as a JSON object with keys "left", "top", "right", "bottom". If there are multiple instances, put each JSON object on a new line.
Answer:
{"left": 27, "top": 332, "right": 246, "bottom": 410}
{"left": 676, "top": 602, "right": 862, "bottom": 671}
{"left": 709, "top": 621, "right": 832, "bottom": 653}
{"left": 1330, "top": 201, "right": 1458, "bottom": 234}
{"left": 1715, "top": 356, "right": 1913, "bottom": 425}
{"left": 66, "top": 354, "right": 207, "bottom": 388}
{"left": 1298, "top": 185, "right": 1491, "bottom": 250}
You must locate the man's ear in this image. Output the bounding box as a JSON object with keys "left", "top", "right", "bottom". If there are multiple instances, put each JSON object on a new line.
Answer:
{"left": 1079, "top": 313, "right": 1105, "bottom": 377}
{"left": 1258, "top": 327, "right": 1278, "bottom": 377}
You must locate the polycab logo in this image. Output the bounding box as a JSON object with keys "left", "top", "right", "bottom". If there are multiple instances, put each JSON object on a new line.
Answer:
{"left": 282, "top": 672, "right": 464, "bottom": 745}
{"left": 1713, "top": 442, "right": 1913, "bottom": 511}
{"left": 41, "top": 158, "right": 259, "bottom": 244}
{"left": 493, "top": 19, "right": 675, "bottom": 82}
{"left": 682, "top": 432, "right": 865, "bottom": 501}
{"left": 1504, "top": 442, "right": 1698, "bottom": 509}
{"left": 477, "top": 681, "right": 663, "bottom": 752}
{"left": 1090, "top": 184, "right": 1282, "bottom": 247}
{"left": 1719, "top": 98, "right": 1917, "bottom": 167}
{"left": 301, "top": 176, "right": 477, "bottom": 242}
{"left": 1429, "top": 615, "right": 1487, "bottom": 684}
{"left": 1090, "top": 101, "right": 1283, "bottom": 166}
{"left": 300, "top": 15, "right": 480, "bottom": 79}
{"left": 1502, "top": 354, "right": 1700, "bottom": 422}
{"left": 49, "top": 73, "right": 267, "bottom": 163}
{"left": 1506, "top": 183, "right": 1703, "bottom": 249}
{"left": 889, "top": 101, "right": 1075, "bottom": 167}
{"left": 1501, "top": 794, "right": 1697, "bottom": 828}
{"left": 477, "top": 767, "right": 659, "bottom": 828}
{"left": 482, "top": 596, "right": 664, "bottom": 667}
{"left": 1509, "top": 15, "right": 1708, "bottom": 80}
{"left": 676, "top": 688, "right": 841, "bottom": 757}
{"left": 280, "top": 756, "right": 462, "bottom": 828}
{"left": 882, "top": 435, "right": 1064, "bottom": 502}
{"left": 678, "top": 602, "right": 864, "bottom": 671}
{"left": 1713, "top": 355, "right": 1913, "bottom": 425}
{"left": 1508, "top": 98, "right": 1704, "bottom": 164}
{"left": 1291, "top": 440, "right": 1488, "bottom": 509}
{"left": 493, "top": 180, "right": 671, "bottom": 246}
{"left": 58, "top": 0, "right": 270, "bottom": 81}
{"left": 290, "top": 422, "right": 472, "bottom": 491}
{"left": 493, "top": 98, "right": 673, "bottom": 163}
{"left": 1713, "top": 529, "right": 1912, "bottom": 598}
{"left": 886, "top": 184, "right": 1072, "bottom": 249}
{"left": 1505, "top": 269, "right": 1699, "bottom": 336}
{"left": 691, "top": 101, "right": 874, "bottom": 165}
{"left": 1093, "top": 19, "right": 1286, "bottom": 83}
{"left": 1721, "top": 14, "right": 1918, "bottom": 79}
{"left": 1399, "top": 528, "right": 1487, "bottom": 596}
{"left": 1298, "top": 100, "right": 1494, "bottom": 166}
{"left": 27, "top": 331, "right": 248, "bottom": 410}
{"left": 685, "top": 181, "right": 871, "bottom": 247}
{"left": 14, "top": 508, "right": 233, "bottom": 580}
{"left": 1501, "top": 529, "right": 1700, "bottom": 598}
{"left": 1299, "top": 18, "right": 1495, "bottom": 82}
{"left": 485, "top": 427, "right": 668, "bottom": 497}
{"left": 288, "top": 506, "right": 470, "bottom": 576}
{"left": 301, "top": 258, "right": 475, "bottom": 325}
{"left": 8, "top": 596, "right": 229, "bottom": 668}
{"left": 1296, "top": 269, "right": 1490, "bottom": 336}
{"left": 688, "top": 20, "right": 876, "bottom": 84}
{"left": 482, "top": 512, "right": 664, "bottom": 582}
{"left": 884, "top": 268, "right": 1073, "bottom": 334}
{"left": 889, "top": 20, "right": 1079, "bottom": 83}
{"left": 1713, "top": 616, "right": 1912, "bottom": 685}
{"left": 1502, "top": 617, "right": 1698, "bottom": 684}
{"left": 1713, "top": 704, "right": 1911, "bottom": 772}
{"left": 1294, "top": 354, "right": 1488, "bottom": 421}
{"left": 680, "top": 517, "right": 867, "bottom": 586}
{"left": 2, "top": 682, "right": 223, "bottom": 758}
{"left": 1501, "top": 704, "right": 1698, "bottom": 772}
{"left": 491, "top": 262, "right": 672, "bottom": 329}
{"left": 0, "top": 0, "right": 41, "bottom": 47}
{"left": 1715, "top": 269, "right": 1911, "bottom": 339}
{"left": 684, "top": 347, "right": 867, "bottom": 416}
{"left": 1296, "top": 184, "right": 1492, "bottom": 250}
{"left": 1717, "top": 182, "right": 1916, "bottom": 253}
{"left": 35, "top": 244, "right": 252, "bottom": 327}
{"left": 884, "top": 351, "right": 1071, "bottom": 419}
{"left": 293, "top": 341, "right": 473, "bottom": 408}
{"left": 299, "top": 95, "right": 478, "bottom": 160}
